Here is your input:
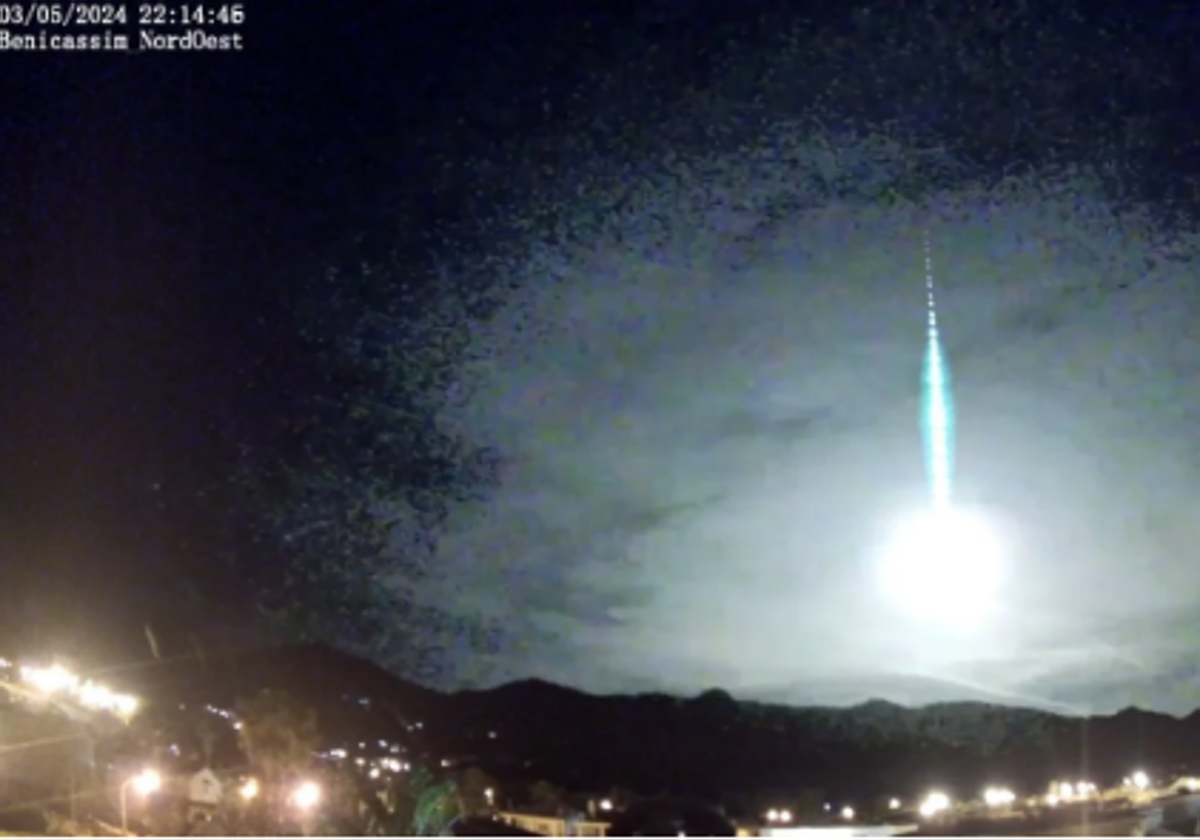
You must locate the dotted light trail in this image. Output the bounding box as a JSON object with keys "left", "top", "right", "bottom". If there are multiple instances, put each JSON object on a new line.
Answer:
{"left": 920, "top": 231, "right": 955, "bottom": 511}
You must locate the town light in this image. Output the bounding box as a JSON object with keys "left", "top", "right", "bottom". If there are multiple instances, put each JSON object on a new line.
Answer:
{"left": 20, "top": 663, "right": 140, "bottom": 719}
{"left": 1131, "top": 770, "right": 1150, "bottom": 790}
{"left": 918, "top": 791, "right": 951, "bottom": 819}
{"left": 131, "top": 769, "right": 161, "bottom": 797}
{"left": 598, "top": 797, "right": 611, "bottom": 811}
{"left": 21, "top": 664, "right": 77, "bottom": 694}
{"left": 766, "top": 809, "right": 779, "bottom": 823}
{"left": 888, "top": 798, "right": 901, "bottom": 810}
{"left": 292, "top": 781, "right": 321, "bottom": 811}
{"left": 841, "top": 806, "right": 855, "bottom": 821}
{"left": 984, "top": 787, "right": 1015, "bottom": 807}
{"left": 239, "top": 778, "right": 259, "bottom": 801}
{"left": 120, "top": 769, "right": 161, "bottom": 831}
{"left": 779, "top": 810, "right": 792, "bottom": 823}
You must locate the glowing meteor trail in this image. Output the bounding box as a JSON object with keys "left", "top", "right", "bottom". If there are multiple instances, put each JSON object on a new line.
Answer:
{"left": 920, "top": 231, "right": 955, "bottom": 511}
{"left": 876, "top": 233, "right": 1006, "bottom": 629}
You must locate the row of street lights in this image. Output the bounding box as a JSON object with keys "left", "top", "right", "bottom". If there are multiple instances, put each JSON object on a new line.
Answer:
{"left": 118, "top": 768, "right": 321, "bottom": 832}
{"left": 766, "top": 767, "right": 1160, "bottom": 828}
{"left": 16, "top": 661, "right": 139, "bottom": 719}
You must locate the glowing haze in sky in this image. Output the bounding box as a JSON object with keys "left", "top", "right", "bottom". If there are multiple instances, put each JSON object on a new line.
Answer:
{"left": 362, "top": 6, "right": 1200, "bottom": 720}
{"left": 382, "top": 6, "right": 1200, "bottom": 715}
{"left": 424, "top": 150, "right": 1200, "bottom": 715}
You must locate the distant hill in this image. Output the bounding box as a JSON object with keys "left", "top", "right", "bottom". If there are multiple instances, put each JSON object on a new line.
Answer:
{"left": 109, "top": 643, "right": 1200, "bottom": 803}
{"left": 107, "top": 642, "right": 441, "bottom": 745}
{"left": 113, "top": 642, "right": 440, "bottom": 711}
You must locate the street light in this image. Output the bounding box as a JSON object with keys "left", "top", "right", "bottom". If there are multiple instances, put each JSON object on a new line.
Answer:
{"left": 291, "top": 781, "right": 321, "bottom": 812}
{"left": 918, "top": 791, "right": 950, "bottom": 819}
{"left": 120, "top": 769, "right": 161, "bottom": 832}
{"left": 984, "top": 787, "right": 1015, "bottom": 808}
{"left": 21, "top": 664, "right": 77, "bottom": 694}
{"left": 239, "top": 778, "right": 259, "bottom": 801}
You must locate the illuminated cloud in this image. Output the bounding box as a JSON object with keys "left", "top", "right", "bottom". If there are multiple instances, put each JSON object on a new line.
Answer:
{"left": 388, "top": 126, "right": 1200, "bottom": 715}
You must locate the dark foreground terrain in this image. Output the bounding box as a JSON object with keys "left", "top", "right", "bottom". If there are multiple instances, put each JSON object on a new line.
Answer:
{"left": 111, "top": 643, "right": 1200, "bottom": 801}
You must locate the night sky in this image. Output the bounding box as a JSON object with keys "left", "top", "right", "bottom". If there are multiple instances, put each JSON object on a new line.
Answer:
{"left": 1, "top": 0, "right": 1199, "bottom": 714}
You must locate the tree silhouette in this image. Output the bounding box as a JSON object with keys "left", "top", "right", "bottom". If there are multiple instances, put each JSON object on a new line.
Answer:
{"left": 410, "top": 766, "right": 462, "bottom": 836}
{"left": 0, "top": 705, "right": 82, "bottom": 803}
{"left": 796, "top": 787, "right": 827, "bottom": 818}
{"left": 528, "top": 779, "right": 567, "bottom": 815}
{"left": 235, "top": 689, "right": 319, "bottom": 826}
{"left": 194, "top": 714, "right": 220, "bottom": 768}
{"left": 455, "top": 766, "right": 498, "bottom": 816}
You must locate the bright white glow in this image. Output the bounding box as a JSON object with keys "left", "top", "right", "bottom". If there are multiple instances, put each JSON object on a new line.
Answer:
{"left": 1132, "top": 770, "right": 1150, "bottom": 790}
{"left": 598, "top": 798, "right": 611, "bottom": 811}
{"left": 841, "top": 806, "right": 855, "bottom": 821}
{"left": 888, "top": 798, "right": 901, "bottom": 810}
{"left": 130, "top": 769, "right": 161, "bottom": 796}
{"left": 918, "top": 791, "right": 950, "bottom": 819}
{"left": 766, "top": 809, "right": 779, "bottom": 822}
{"left": 292, "top": 781, "right": 321, "bottom": 811}
{"left": 20, "top": 664, "right": 139, "bottom": 719}
{"left": 984, "top": 787, "right": 1015, "bottom": 807}
{"left": 240, "top": 778, "right": 259, "bottom": 801}
{"left": 21, "top": 664, "right": 77, "bottom": 694}
{"left": 779, "top": 809, "right": 792, "bottom": 823}
{"left": 78, "top": 681, "right": 139, "bottom": 717}
{"left": 878, "top": 506, "right": 1005, "bottom": 628}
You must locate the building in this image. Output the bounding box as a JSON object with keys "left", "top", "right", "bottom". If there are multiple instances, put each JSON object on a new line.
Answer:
{"left": 498, "top": 810, "right": 610, "bottom": 837}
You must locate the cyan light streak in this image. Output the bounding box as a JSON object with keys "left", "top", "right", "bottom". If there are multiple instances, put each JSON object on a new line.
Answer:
{"left": 920, "top": 232, "right": 955, "bottom": 511}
